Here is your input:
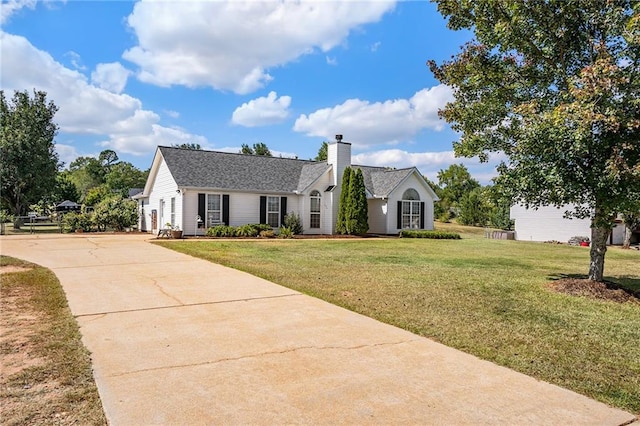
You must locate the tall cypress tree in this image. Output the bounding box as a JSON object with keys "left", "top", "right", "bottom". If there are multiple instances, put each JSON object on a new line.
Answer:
{"left": 352, "top": 168, "right": 369, "bottom": 235}
{"left": 335, "top": 167, "right": 352, "bottom": 234}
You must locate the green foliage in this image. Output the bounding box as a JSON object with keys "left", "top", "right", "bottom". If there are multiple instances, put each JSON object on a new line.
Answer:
{"left": 206, "top": 225, "right": 236, "bottom": 237}
{"left": 283, "top": 212, "right": 303, "bottom": 235}
{"left": 83, "top": 185, "right": 111, "bottom": 207}
{"left": 0, "top": 210, "right": 14, "bottom": 223}
{"left": 104, "top": 162, "right": 148, "bottom": 196}
{"left": 62, "top": 212, "right": 93, "bottom": 233}
{"left": 92, "top": 195, "right": 137, "bottom": 232}
{"left": 240, "top": 142, "right": 272, "bottom": 156}
{"left": 399, "top": 230, "right": 461, "bottom": 239}
{"left": 336, "top": 167, "right": 369, "bottom": 235}
{"left": 67, "top": 150, "right": 148, "bottom": 202}
{"left": 0, "top": 90, "right": 60, "bottom": 217}
{"left": 429, "top": 1, "right": 640, "bottom": 280}
{"left": 436, "top": 164, "right": 481, "bottom": 221}
{"left": 335, "top": 167, "right": 352, "bottom": 234}
{"left": 315, "top": 141, "right": 328, "bottom": 161}
{"left": 235, "top": 224, "right": 259, "bottom": 237}
{"left": 172, "top": 143, "right": 202, "bottom": 150}
{"left": 68, "top": 156, "right": 105, "bottom": 200}
{"left": 50, "top": 172, "right": 80, "bottom": 204}
{"left": 249, "top": 223, "right": 273, "bottom": 233}
{"left": 457, "top": 187, "right": 491, "bottom": 227}
{"left": 278, "top": 227, "right": 294, "bottom": 239}
{"left": 348, "top": 168, "right": 369, "bottom": 235}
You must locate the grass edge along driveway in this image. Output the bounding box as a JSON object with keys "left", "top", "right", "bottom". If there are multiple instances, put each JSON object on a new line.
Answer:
{"left": 156, "top": 233, "right": 640, "bottom": 414}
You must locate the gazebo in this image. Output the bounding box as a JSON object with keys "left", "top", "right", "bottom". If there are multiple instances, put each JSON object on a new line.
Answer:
{"left": 55, "top": 200, "right": 81, "bottom": 213}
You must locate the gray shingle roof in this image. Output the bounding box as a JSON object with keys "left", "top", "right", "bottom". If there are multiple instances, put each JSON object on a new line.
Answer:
{"left": 157, "top": 146, "right": 424, "bottom": 198}
{"left": 159, "top": 146, "right": 329, "bottom": 193}
{"left": 356, "top": 166, "right": 415, "bottom": 198}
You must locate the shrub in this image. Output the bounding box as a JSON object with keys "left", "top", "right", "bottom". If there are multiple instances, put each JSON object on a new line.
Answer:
{"left": 259, "top": 230, "right": 274, "bottom": 238}
{"left": 92, "top": 195, "right": 137, "bottom": 231}
{"left": 62, "top": 212, "right": 93, "bottom": 233}
{"left": 235, "top": 224, "right": 259, "bottom": 237}
{"left": 399, "top": 230, "right": 461, "bottom": 239}
{"left": 249, "top": 223, "right": 272, "bottom": 233}
{"left": 206, "top": 225, "right": 236, "bottom": 237}
{"left": 278, "top": 227, "right": 294, "bottom": 239}
{"left": 283, "top": 213, "right": 303, "bottom": 235}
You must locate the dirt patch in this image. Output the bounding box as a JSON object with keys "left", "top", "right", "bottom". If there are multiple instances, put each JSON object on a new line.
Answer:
{"left": 549, "top": 278, "right": 640, "bottom": 305}
{"left": 0, "top": 265, "right": 33, "bottom": 274}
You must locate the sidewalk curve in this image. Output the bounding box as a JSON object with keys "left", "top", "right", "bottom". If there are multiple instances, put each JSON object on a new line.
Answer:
{"left": 1, "top": 234, "right": 636, "bottom": 425}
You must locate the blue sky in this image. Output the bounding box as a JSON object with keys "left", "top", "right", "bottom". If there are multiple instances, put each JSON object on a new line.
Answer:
{"left": 2, "top": 0, "right": 501, "bottom": 183}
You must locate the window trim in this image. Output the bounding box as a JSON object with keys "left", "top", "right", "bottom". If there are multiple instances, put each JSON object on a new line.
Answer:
{"left": 266, "top": 196, "right": 280, "bottom": 228}
{"left": 310, "top": 190, "right": 321, "bottom": 229}
{"left": 206, "top": 194, "right": 222, "bottom": 227}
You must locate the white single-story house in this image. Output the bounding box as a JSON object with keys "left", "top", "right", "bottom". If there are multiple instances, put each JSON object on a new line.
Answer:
{"left": 135, "top": 138, "right": 439, "bottom": 236}
{"left": 510, "top": 204, "right": 626, "bottom": 245}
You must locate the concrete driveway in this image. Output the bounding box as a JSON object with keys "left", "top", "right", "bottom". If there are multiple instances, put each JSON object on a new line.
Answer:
{"left": 0, "top": 234, "right": 636, "bottom": 425}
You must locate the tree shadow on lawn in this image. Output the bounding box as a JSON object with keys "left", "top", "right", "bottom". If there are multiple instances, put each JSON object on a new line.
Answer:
{"left": 547, "top": 273, "right": 640, "bottom": 304}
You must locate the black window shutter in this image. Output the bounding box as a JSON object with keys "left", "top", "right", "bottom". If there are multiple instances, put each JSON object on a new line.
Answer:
{"left": 198, "top": 193, "right": 206, "bottom": 228}
{"left": 222, "top": 194, "right": 230, "bottom": 225}
{"left": 420, "top": 202, "right": 425, "bottom": 229}
{"left": 260, "top": 196, "right": 267, "bottom": 224}
{"left": 397, "top": 201, "right": 402, "bottom": 229}
{"left": 280, "top": 197, "right": 287, "bottom": 226}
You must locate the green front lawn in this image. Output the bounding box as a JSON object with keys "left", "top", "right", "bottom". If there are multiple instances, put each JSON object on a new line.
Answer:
{"left": 156, "top": 229, "right": 640, "bottom": 413}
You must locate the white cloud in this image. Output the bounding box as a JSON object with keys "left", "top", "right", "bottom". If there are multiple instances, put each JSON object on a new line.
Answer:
{"left": 370, "top": 41, "right": 381, "bottom": 52}
{"left": 352, "top": 149, "right": 456, "bottom": 168}
{"left": 326, "top": 56, "right": 338, "bottom": 66}
{"left": 91, "top": 62, "right": 131, "bottom": 94}
{"left": 0, "top": 0, "right": 36, "bottom": 24}
{"left": 55, "top": 143, "right": 81, "bottom": 168}
{"left": 0, "top": 32, "right": 207, "bottom": 157}
{"left": 64, "top": 51, "right": 86, "bottom": 71}
{"left": 123, "top": 1, "right": 396, "bottom": 94}
{"left": 231, "top": 91, "right": 291, "bottom": 127}
{"left": 352, "top": 149, "right": 500, "bottom": 184}
{"left": 293, "top": 84, "right": 453, "bottom": 146}
{"left": 164, "top": 110, "right": 180, "bottom": 118}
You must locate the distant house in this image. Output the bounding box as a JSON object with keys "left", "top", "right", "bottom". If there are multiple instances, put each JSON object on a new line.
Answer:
{"left": 135, "top": 138, "right": 438, "bottom": 236}
{"left": 510, "top": 204, "right": 627, "bottom": 245}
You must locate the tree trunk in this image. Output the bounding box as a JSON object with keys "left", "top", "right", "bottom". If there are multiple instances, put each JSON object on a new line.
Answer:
{"left": 622, "top": 224, "right": 632, "bottom": 249}
{"left": 588, "top": 225, "right": 609, "bottom": 281}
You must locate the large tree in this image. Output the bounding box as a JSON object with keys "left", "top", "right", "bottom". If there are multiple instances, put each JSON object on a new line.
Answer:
{"left": 0, "top": 90, "right": 60, "bottom": 220}
{"left": 436, "top": 164, "right": 481, "bottom": 221}
{"left": 429, "top": 1, "right": 640, "bottom": 281}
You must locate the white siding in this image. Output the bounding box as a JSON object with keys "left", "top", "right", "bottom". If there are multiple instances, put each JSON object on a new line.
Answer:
{"left": 510, "top": 204, "right": 592, "bottom": 242}
{"left": 300, "top": 171, "right": 334, "bottom": 234}
{"left": 147, "top": 159, "right": 179, "bottom": 233}
{"left": 367, "top": 199, "right": 387, "bottom": 234}
{"left": 611, "top": 223, "right": 625, "bottom": 245}
{"left": 182, "top": 190, "right": 302, "bottom": 236}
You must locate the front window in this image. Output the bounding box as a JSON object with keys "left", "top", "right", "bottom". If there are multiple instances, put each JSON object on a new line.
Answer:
{"left": 401, "top": 188, "right": 421, "bottom": 229}
{"left": 267, "top": 196, "right": 280, "bottom": 227}
{"left": 170, "top": 197, "right": 176, "bottom": 227}
{"left": 310, "top": 190, "right": 321, "bottom": 228}
{"left": 207, "top": 194, "right": 221, "bottom": 227}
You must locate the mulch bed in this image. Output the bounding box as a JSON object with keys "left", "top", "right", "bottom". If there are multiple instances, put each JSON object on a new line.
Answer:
{"left": 549, "top": 278, "right": 640, "bottom": 304}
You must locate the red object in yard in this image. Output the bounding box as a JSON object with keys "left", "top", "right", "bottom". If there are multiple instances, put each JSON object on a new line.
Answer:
{"left": 580, "top": 241, "right": 590, "bottom": 247}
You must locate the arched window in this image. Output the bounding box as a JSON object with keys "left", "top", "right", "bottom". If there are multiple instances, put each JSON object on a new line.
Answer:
{"left": 310, "top": 190, "right": 321, "bottom": 228}
{"left": 401, "top": 188, "right": 422, "bottom": 229}
{"left": 402, "top": 188, "right": 420, "bottom": 201}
